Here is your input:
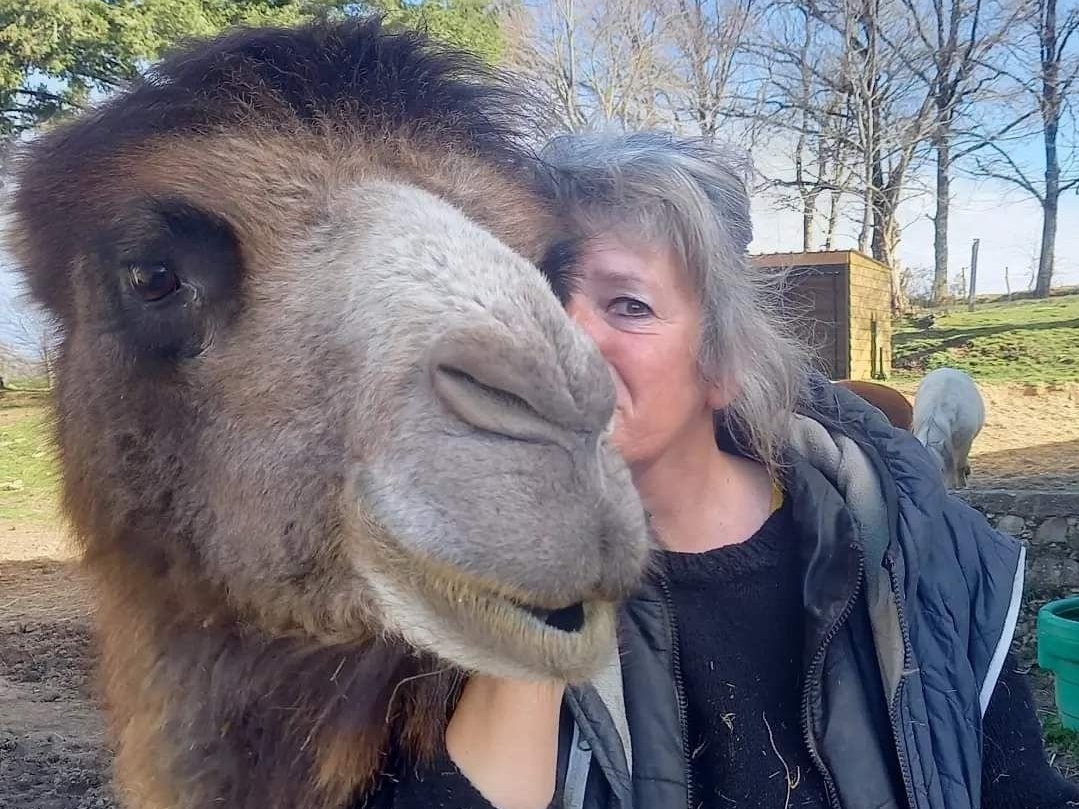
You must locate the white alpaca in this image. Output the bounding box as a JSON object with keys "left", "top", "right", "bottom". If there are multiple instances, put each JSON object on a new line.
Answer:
{"left": 912, "top": 368, "right": 986, "bottom": 489}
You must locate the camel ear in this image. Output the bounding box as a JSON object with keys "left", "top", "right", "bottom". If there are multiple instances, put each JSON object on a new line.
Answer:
{"left": 8, "top": 143, "right": 81, "bottom": 323}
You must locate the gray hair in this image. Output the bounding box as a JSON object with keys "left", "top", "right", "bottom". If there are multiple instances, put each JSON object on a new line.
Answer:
{"left": 536, "top": 130, "right": 811, "bottom": 470}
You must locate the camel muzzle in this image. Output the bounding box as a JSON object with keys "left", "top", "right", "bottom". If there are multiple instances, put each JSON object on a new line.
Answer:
{"left": 428, "top": 327, "right": 614, "bottom": 446}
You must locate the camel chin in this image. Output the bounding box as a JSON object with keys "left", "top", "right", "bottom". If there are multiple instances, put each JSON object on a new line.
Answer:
{"left": 368, "top": 559, "right": 621, "bottom": 682}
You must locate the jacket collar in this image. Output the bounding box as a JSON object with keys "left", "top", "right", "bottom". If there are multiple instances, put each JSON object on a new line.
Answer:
{"left": 785, "top": 408, "right": 905, "bottom": 702}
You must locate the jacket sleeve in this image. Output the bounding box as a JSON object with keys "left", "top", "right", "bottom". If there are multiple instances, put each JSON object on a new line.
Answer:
{"left": 981, "top": 653, "right": 1079, "bottom": 809}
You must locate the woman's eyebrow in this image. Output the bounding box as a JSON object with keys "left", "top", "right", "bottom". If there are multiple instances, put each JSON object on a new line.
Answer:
{"left": 591, "top": 268, "right": 649, "bottom": 289}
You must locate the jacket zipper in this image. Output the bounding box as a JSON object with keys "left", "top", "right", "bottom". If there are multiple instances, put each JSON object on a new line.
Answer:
{"left": 799, "top": 545, "right": 864, "bottom": 809}
{"left": 883, "top": 557, "right": 918, "bottom": 808}
{"left": 657, "top": 573, "right": 695, "bottom": 809}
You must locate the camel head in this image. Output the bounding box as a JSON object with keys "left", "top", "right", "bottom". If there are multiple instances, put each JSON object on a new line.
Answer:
{"left": 8, "top": 18, "right": 650, "bottom": 687}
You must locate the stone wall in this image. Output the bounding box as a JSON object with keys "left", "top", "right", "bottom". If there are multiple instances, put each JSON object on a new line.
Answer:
{"left": 959, "top": 489, "right": 1079, "bottom": 601}
{"left": 958, "top": 489, "right": 1079, "bottom": 674}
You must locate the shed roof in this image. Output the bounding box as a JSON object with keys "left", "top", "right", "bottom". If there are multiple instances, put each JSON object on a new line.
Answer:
{"left": 750, "top": 249, "right": 892, "bottom": 273}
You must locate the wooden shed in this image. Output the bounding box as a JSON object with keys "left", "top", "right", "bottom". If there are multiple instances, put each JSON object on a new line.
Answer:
{"left": 750, "top": 250, "right": 893, "bottom": 380}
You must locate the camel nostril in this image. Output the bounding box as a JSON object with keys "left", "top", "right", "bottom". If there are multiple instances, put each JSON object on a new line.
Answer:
{"left": 429, "top": 330, "right": 601, "bottom": 442}
{"left": 436, "top": 364, "right": 540, "bottom": 419}
{"left": 522, "top": 602, "right": 586, "bottom": 632}
{"left": 432, "top": 362, "right": 556, "bottom": 442}
{"left": 543, "top": 603, "right": 586, "bottom": 632}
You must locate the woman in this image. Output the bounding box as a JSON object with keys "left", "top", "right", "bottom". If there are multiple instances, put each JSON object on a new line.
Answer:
{"left": 368, "top": 132, "right": 1078, "bottom": 809}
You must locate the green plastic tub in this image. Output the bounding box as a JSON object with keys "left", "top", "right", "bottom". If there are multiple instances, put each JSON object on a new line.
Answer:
{"left": 1038, "top": 596, "right": 1079, "bottom": 731}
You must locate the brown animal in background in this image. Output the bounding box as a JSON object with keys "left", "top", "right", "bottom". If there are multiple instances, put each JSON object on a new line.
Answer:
{"left": 835, "top": 379, "right": 914, "bottom": 431}
{"left": 8, "top": 18, "right": 651, "bottom": 809}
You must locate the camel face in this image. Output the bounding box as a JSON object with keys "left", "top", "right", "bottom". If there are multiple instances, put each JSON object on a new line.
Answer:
{"left": 328, "top": 185, "right": 649, "bottom": 679}
{"left": 10, "top": 23, "right": 650, "bottom": 685}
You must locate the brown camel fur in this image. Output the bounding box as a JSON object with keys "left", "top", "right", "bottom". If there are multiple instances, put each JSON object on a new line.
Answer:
{"left": 834, "top": 379, "right": 914, "bottom": 431}
{"left": 8, "top": 18, "right": 651, "bottom": 809}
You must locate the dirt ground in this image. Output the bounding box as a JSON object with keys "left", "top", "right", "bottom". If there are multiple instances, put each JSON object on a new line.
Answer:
{"left": 894, "top": 380, "right": 1079, "bottom": 490}
{"left": 0, "top": 554, "right": 117, "bottom": 809}
{"left": 1, "top": 381, "right": 1078, "bottom": 808}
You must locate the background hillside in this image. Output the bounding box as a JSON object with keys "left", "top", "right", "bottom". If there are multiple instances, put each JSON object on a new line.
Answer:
{"left": 893, "top": 292, "right": 1079, "bottom": 384}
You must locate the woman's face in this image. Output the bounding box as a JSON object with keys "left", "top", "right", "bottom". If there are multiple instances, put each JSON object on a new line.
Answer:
{"left": 566, "top": 235, "right": 728, "bottom": 468}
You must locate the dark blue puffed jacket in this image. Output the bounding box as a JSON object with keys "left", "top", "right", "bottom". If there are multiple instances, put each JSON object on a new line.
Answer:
{"left": 558, "top": 376, "right": 1027, "bottom": 809}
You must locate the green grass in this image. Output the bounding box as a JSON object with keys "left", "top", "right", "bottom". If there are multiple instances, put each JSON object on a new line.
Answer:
{"left": 2, "top": 375, "right": 51, "bottom": 390}
{"left": 0, "top": 391, "right": 59, "bottom": 524}
{"left": 1044, "top": 715, "right": 1079, "bottom": 779}
{"left": 893, "top": 294, "right": 1079, "bottom": 384}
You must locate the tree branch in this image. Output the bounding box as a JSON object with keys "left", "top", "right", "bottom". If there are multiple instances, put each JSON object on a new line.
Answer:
{"left": 972, "top": 140, "right": 1044, "bottom": 202}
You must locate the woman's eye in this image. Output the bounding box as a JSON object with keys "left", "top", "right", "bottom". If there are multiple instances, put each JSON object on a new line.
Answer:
{"left": 129, "top": 264, "right": 181, "bottom": 302}
{"left": 609, "top": 297, "right": 653, "bottom": 318}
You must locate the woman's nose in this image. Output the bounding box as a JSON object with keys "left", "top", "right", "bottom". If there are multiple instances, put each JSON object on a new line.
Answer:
{"left": 570, "top": 306, "right": 617, "bottom": 364}
{"left": 567, "top": 296, "right": 602, "bottom": 341}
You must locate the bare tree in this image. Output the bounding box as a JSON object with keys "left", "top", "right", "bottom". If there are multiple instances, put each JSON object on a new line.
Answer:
{"left": 972, "top": 0, "right": 1078, "bottom": 297}
{"left": 503, "top": 0, "right": 674, "bottom": 132}
{"left": 581, "top": 0, "right": 676, "bottom": 129}
{"left": 869, "top": 24, "right": 934, "bottom": 291}
{"left": 507, "top": 0, "right": 1065, "bottom": 315}
{"left": 1027, "top": 241, "right": 1040, "bottom": 290}
{"left": 0, "top": 296, "right": 55, "bottom": 386}
{"left": 765, "top": 0, "right": 1027, "bottom": 310}
{"left": 894, "top": 0, "right": 1026, "bottom": 303}
{"left": 751, "top": 1, "right": 862, "bottom": 249}
{"left": 809, "top": 0, "right": 938, "bottom": 307}
{"left": 660, "top": 0, "right": 762, "bottom": 141}
{"left": 900, "top": 263, "right": 935, "bottom": 302}
{"left": 502, "top": 0, "right": 589, "bottom": 132}
{"left": 822, "top": 150, "right": 862, "bottom": 247}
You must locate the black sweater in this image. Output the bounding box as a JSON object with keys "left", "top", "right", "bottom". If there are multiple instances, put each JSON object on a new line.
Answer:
{"left": 364, "top": 504, "right": 1079, "bottom": 809}
{"left": 662, "top": 500, "right": 830, "bottom": 808}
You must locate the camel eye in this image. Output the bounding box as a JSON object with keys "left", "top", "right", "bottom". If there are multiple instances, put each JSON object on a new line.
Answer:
{"left": 129, "top": 264, "right": 181, "bottom": 302}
